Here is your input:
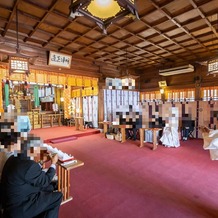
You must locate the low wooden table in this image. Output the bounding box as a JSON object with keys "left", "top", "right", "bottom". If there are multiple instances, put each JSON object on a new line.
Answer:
{"left": 113, "top": 124, "right": 133, "bottom": 143}
{"left": 58, "top": 159, "right": 84, "bottom": 204}
{"left": 100, "top": 121, "right": 111, "bottom": 134}
{"left": 139, "top": 128, "right": 162, "bottom": 150}
{"left": 100, "top": 122, "right": 133, "bottom": 143}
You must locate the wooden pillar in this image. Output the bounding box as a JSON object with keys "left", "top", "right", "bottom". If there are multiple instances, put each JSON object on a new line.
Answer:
{"left": 98, "top": 83, "right": 104, "bottom": 125}
{"left": 0, "top": 72, "right": 4, "bottom": 112}
{"left": 79, "top": 88, "right": 83, "bottom": 117}
{"left": 63, "top": 85, "right": 71, "bottom": 119}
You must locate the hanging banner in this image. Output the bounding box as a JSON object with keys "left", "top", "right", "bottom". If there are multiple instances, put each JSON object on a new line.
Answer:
{"left": 4, "top": 83, "right": 9, "bottom": 107}
{"left": 34, "top": 85, "right": 40, "bottom": 107}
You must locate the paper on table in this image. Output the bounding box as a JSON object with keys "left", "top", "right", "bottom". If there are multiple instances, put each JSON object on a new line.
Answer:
{"left": 61, "top": 159, "right": 77, "bottom": 166}
{"left": 43, "top": 144, "right": 74, "bottom": 162}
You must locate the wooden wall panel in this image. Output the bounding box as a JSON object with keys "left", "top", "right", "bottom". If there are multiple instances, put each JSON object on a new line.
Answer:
{"left": 139, "top": 65, "right": 218, "bottom": 93}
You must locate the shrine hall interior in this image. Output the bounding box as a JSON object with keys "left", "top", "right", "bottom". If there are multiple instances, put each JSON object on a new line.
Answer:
{"left": 0, "top": 0, "right": 218, "bottom": 130}
{"left": 1, "top": 0, "right": 218, "bottom": 217}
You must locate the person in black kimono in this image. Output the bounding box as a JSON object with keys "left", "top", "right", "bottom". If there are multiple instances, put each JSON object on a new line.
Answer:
{"left": 118, "top": 105, "right": 142, "bottom": 141}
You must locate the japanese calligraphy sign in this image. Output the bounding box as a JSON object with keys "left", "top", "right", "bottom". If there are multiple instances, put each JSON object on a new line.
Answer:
{"left": 48, "top": 51, "right": 72, "bottom": 68}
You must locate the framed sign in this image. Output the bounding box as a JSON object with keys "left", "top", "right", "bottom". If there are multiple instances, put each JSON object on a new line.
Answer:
{"left": 48, "top": 51, "right": 72, "bottom": 68}
{"left": 9, "top": 56, "right": 30, "bottom": 75}
{"left": 158, "top": 80, "right": 167, "bottom": 87}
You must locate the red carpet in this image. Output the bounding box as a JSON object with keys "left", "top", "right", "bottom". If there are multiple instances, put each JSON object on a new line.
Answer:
{"left": 30, "top": 126, "right": 101, "bottom": 143}
{"left": 49, "top": 136, "right": 77, "bottom": 144}
{"left": 35, "top": 130, "right": 218, "bottom": 218}
{"left": 45, "top": 129, "right": 100, "bottom": 144}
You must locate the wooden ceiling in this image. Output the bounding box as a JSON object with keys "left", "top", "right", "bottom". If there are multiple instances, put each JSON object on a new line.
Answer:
{"left": 0, "top": 0, "right": 218, "bottom": 74}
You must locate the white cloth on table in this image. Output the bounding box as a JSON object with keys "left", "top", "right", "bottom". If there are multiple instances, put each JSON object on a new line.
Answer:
{"left": 160, "top": 127, "right": 180, "bottom": 148}
{"left": 7, "top": 104, "right": 15, "bottom": 113}
{"left": 144, "top": 130, "right": 160, "bottom": 144}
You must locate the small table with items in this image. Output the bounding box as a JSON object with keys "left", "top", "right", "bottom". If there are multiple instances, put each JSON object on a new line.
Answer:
{"left": 100, "top": 121, "right": 112, "bottom": 134}
{"left": 58, "top": 159, "right": 84, "bottom": 204}
{"left": 101, "top": 122, "right": 135, "bottom": 143}
{"left": 112, "top": 124, "right": 133, "bottom": 143}
{"left": 41, "top": 144, "right": 84, "bottom": 205}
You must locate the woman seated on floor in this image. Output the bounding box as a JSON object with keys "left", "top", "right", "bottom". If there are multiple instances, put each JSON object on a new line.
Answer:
{"left": 198, "top": 126, "right": 217, "bottom": 149}
{"left": 199, "top": 126, "right": 218, "bottom": 160}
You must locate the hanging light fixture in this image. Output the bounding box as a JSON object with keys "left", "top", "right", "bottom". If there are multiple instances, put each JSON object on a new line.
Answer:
{"left": 9, "top": 7, "right": 29, "bottom": 76}
{"left": 207, "top": 13, "right": 218, "bottom": 75}
{"left": 69, "top": 0, "right": 139, "bottom": 34}
{"left": 208, "top": 58, "right": 218, "bottom": 75}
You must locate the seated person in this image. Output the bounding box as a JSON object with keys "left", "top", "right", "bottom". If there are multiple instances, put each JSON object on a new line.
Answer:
{"left": 0, "top": 116, "right": 21, "bottom": 179}
{"left": 181, "top": 120, "right": 195, "bottom": 140}
{"left": 118, "top": 105, "right": 142, "bottom": 141}
{"left": 160, "top": 126, "right": 180, "bottom": 148}
{"left": 160, "top": 107, "right": 180, "bottom": 148}
{"left": 126, "top": 127, "right": 138, "bottom": 141}
{"left": 0, "top": 112, "right": 32, "bottom": 179}
{"left": 199, "top": 126, "right": 218, "bottom": 160}
{"left": 17, "top": 114, "right": 32, "bottom": 133}
{"left": 199, "top": 126, "right": 218, "bottom": 149}
{"left": 84, "top": 121, "right": 93, "bottom": 128}
{"left": 1, "top": 133, "right": 63, "bottom": 218}
{"left": 0, "top": 127, "right": 20, "bottom": 216}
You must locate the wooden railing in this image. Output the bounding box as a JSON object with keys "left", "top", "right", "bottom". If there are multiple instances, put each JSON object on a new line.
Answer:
{"left": 40, "top": 113, "right": 64, "bottom": 128}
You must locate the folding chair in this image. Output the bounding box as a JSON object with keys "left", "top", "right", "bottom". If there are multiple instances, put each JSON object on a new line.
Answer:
{"left": 182, "top": 120, "right": 195, "bottom": 140}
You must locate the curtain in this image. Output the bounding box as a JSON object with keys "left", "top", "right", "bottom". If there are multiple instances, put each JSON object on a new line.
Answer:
{"left": 83, "top": 97, "right": 88, "bottom": 122}
{"left": 103, "top": 89, "right": 140, "bottom": 122}
{"left": 34, "top": 85, "right": 40, "bottom": 107}
{"left": 82, "top": 96, "right": 98, "bottom": 128}
{"left": 4, "top": 84, "right": 9, "bottom": 107}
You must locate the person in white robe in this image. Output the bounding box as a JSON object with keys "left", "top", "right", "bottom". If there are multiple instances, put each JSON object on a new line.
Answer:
{"left": 160, "top": 107, "right": 180, "bottom": 148}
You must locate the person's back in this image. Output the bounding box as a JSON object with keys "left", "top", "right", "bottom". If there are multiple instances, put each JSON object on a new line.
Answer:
{"left": 0, "top": 152, "right": 13, "bottom": 179}
{"left": 1, "top": 135, "right": 62, "bottom": 218}
{"left": 2, "top": 155, "right": 55, "bottom": 207}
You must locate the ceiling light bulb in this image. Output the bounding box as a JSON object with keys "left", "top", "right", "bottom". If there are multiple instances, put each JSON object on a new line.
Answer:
{"left": 96, "top": 0, "right": 111, "bottom": 6}
{"left": 87, "top": 0, "right": 120, "bottom": 19}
